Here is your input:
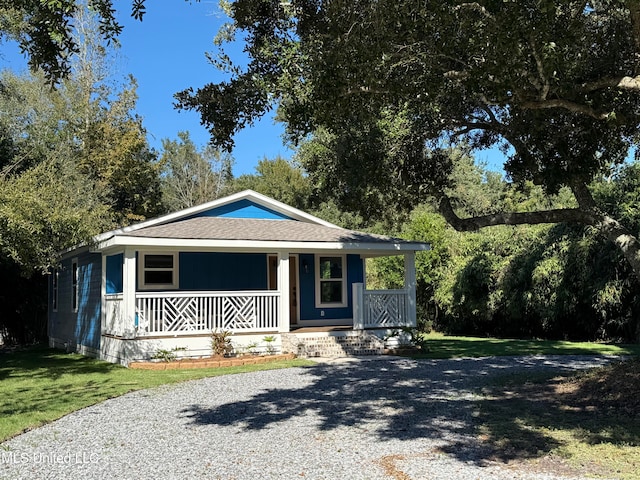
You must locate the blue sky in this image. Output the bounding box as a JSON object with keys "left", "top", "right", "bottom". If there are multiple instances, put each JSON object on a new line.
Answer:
{"left": 115, "top": 1, "right": 293, "bottom": 176}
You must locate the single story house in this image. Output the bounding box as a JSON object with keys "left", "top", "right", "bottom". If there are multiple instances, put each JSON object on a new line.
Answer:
{"left": 48, "top": 190, "right": 430, "bottom": 365}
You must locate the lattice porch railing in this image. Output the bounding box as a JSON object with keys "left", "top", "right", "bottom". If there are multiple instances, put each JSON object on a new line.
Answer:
{"left": 353, "top": 285, "right": 410, "bottom": 329}
{"left": 135, "top": 291, "right": 280, "bottom": 335}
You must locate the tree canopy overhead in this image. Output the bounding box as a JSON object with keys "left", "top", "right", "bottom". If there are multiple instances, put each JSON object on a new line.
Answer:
{"left": 176, "top": 0, "right": 640, "bottom": 278}
{"left": 0, "top": 0, "right": 147, "bottom": 82}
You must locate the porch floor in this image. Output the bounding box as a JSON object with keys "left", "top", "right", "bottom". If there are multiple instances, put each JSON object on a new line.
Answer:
{"left": 289, "top": 326, "right": 353, "bottom": 333}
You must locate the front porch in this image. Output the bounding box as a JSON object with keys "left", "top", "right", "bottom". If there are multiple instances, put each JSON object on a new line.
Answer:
{"left": 103, "top": 285, "right": 415, "bottom": 339}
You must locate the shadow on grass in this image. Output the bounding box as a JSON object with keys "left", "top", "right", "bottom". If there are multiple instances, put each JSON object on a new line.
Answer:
{"left": 0, "top": 345, "right": 120, "bottom": 381}
{"left": 181, "top": 355, "right": 628, "bottom": 468}
{"left": 446, "top": 359, "right": 640, "bottom": 468}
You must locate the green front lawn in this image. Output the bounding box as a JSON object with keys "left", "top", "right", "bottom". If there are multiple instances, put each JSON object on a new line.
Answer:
{"left": 0, "top": 346, "right": 314, "bottom": 442}
{"left": 414, "top": 332, "right": 640, "bottom": 358}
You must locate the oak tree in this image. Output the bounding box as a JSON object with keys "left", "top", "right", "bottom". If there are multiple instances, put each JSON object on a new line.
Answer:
{"left": 177, "top": 0, "right": 640, "bottom": 279}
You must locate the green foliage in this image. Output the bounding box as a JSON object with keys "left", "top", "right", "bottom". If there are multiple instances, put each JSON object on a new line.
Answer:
{"left": 431, "top": 220, "right": 640, "bottom": 341}
{"left": 183, "top": 0, "right": 639, "bottom": 190}
{"left": 77, "top": 79, "right": 165, "bottom": 223}
{"left": 0, "top": 158, "right": 111, "bottom": 273}
{"left": 160, "top": 131, "right": 233, "bottom": 211}
{"left": 308, "top": 199, "right": 368, "bottom": 230}
{"left": 366, "top": 159, "right": 640, "bottom": 342}
{"left": 0, "top": 0, "right": 145, "bottom": 82}
{"left": 0, "top": 4, "right": 165, "bottom": 344}
{"left": 151, "top": 347, "right": 187, "bottom": 363}
{"left": 210, "top": 330, "right": 234, "bottom": 357}
{"left": 262, "top": 335, "right": 277, "bottom": 355}
{"left": 225, "top": 156, "right": 311, "bottom": 210}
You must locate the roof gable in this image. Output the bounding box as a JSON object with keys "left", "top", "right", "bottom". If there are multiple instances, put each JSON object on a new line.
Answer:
{"left": 94, "top": 190, "right": 338, "bottom": 243}
{"left": 188, "top": 198, "right": 293, "bottom": 220}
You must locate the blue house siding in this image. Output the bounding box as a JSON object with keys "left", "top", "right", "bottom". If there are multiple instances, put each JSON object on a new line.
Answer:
{"left": 189, "top": 199, "right": 293, "bottom": 220}
{"left": 299, "top": 254, "right": 364, "bottom": 321}
{"left": 50, "top": 251, "right": 102, "bottom": 350}
{"left": 179, "top": 252, "right": 268, "bottom": 291}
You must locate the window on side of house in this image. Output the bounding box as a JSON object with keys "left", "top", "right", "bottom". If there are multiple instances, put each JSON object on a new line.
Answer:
{"left": 315, "top": 255, "right": 347, "bottom": 308}
{"left": 72, "top": 259, "right": 78, "bottom": 312}
{"left": 139, "top": 253, "right": 179, "bottom": 290}
{"left": 52, "top": 269, "right": 59, "bottom": 312}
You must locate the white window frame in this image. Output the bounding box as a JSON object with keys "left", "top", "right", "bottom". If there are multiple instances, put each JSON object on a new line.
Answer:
{"left": 71, "top": 259, "right": 78, "bottom": 313}
{"left": 52, "top": 268, "right": 59, "bottom": 312}
{"left": 315, "top": 254, "right": 348, "bottom": 308}
{"left": 138, "top": 252, "right": 179, "bottom": 290}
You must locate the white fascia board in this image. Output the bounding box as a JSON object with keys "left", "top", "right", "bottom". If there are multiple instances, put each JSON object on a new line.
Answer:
{"left": 95, "top": 235, "right": 430, "bottom": 254}
{"left": 93, "top": 189, "right": 340, "bottom": 244}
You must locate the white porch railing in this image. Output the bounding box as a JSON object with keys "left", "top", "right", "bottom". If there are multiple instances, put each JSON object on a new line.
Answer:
{"left": 104, "top": 294, "right": 125, "bottom": 336}
{"left": 353, "top": 284, "right": 411, "bottom": 329}
{"left": 135, "top": 291, "right": 280, "bottom": 336}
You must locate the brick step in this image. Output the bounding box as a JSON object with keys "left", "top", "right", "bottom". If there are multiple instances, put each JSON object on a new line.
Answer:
{"left": 282, "top": 332, "right": 385, "bottom": 358}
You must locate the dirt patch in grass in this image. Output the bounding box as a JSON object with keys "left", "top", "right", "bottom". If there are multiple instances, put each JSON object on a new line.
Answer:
{"left": 474, "top": 357, "right": 640, "bottom": 479}
{"left": 555, "top": 357, "right": 640, "bottom": 417}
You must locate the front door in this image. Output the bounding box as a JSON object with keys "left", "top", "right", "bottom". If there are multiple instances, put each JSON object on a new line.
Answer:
{"left": 268, "top": 255, "right": 298, "bottom": 325}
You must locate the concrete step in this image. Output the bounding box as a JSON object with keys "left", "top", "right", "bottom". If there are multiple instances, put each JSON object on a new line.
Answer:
{"left": 282, "top": 332, "right": 385, "bottom": 358}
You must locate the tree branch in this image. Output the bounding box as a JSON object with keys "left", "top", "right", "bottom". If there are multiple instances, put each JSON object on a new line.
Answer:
{"left": 520, "top": 98, "right": 611, "bottom": 120}
{"left": 569, "top": 181, "right": 598, "bottom": 210}
{"left": 529, "top": 36, "right": 550, "bottom": 100}
{"left": 438, "top": 195, "right": 596, "bottom": 231}
{"left": 454, "top": 3, "right": 494, "bottom": 19}
{"left": 580, "top": 75, "right": 640, "bottom": 92}
{"left": 627, "top": 0, "right": 640, "bottom": 74}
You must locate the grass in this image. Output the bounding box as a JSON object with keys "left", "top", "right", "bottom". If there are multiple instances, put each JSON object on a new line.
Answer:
{"left": 474, "top": 357, "right": 640, "bottom": 479}
{"left": 0, "top": 346, "right": 315, "bottom": 443}
{"left": 412, "top": 331, "right": 640, "bottom": 358}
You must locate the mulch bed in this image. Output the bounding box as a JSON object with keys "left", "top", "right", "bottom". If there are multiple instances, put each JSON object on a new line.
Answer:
{"left": 129, "top": 353, "right": 296, "bottom": 370}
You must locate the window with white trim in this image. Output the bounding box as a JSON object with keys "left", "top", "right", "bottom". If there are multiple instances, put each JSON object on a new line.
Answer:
{"left": 71, "top": 259, "right": 78, "bottom": 312}
{"left": 139, "top": 253, "right": 179, "bottom": 290}
{"left": 52, "top": 269, "right": 59, "bottom": 312}
{"left": 315, "top": 255, "right": 347, "bottom": 307}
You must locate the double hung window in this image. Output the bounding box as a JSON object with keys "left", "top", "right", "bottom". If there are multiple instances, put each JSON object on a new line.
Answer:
{"left": 315, "top": 255, "right": 347, "bottom": 307}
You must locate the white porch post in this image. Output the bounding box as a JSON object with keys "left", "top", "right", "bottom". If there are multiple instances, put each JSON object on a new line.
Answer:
{"left": 278, "top": 253, "right": 290, "bottom": 333}
{"left": 122, "top": 248, "right": 137, "bottom": 338}
{"left": 353, "top": 283, "right": 364, "bottom": 330}
{"left": 404, "top": 252, "right": 417, "bottom": 328}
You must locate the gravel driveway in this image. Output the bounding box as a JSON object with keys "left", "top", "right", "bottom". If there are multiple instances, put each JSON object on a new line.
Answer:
{"left": 0, "top": 355, "right": 617, "bottom": 480}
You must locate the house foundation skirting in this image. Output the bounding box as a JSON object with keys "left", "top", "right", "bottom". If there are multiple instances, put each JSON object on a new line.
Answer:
{"left": 50, "top": 328, "right": 414, "bottom": 366}
{"left": 100, "top": 334, "right": 282, "bottom": 366}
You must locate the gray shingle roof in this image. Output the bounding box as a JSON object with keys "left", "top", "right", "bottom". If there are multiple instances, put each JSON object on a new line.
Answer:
{"left": 122, "top": 217, "right": 414, "bottom": 244}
